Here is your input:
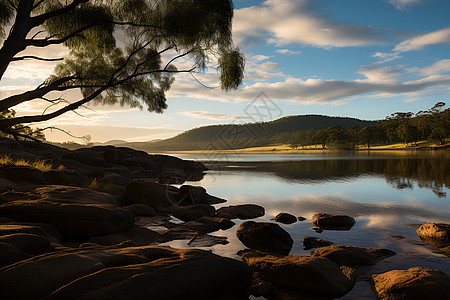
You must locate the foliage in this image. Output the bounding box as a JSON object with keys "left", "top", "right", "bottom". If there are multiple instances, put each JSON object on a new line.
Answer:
{"left": 0, "top": 154, "right": 64, "bottom": 172}
{"left": 0, "top": 0, "right": 244, "bottom": 139}
{"left": 0, "top": 109, "right": 46, "bottom": 141}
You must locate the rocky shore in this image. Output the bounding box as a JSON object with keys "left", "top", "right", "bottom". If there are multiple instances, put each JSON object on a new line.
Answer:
{"left": 0, "top": 137, "right": 449, "bottom": 299}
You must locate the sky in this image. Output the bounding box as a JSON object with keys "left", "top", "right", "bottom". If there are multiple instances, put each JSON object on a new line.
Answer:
{"left": 2, "top": 0, "right": 450, "bottom": 143}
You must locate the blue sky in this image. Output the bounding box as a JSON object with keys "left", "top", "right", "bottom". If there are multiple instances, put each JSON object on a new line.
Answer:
{"left": 3, "top": 0, "right": 450, "bottom": 142}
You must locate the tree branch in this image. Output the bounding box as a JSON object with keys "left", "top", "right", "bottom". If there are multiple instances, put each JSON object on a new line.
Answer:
{"left": 31, "top": 0, "right": 89, "bottom": 27}
{"left": 12, "top": 55, "right": 64, "bottom": 62}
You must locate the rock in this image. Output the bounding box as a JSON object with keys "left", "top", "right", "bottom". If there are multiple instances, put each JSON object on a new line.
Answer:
{"left": 130, "top": 169, "right": 159, "bottom": 180}
{"left": 311, "top": 245, "right": 396, "bottom": 266}
{"left": 187, "top": 233, "right": 229, "bottom": 247}
{"left": 0, "top": 246, "right": 252, "bottom": 300}
{"left": 239, "top": 250, "right": 355, "bottom": 296}
{"left": 416, "top": 223, "right": 450, "bottom": 248}
{"left": 89, "top": 227, "right": 160, "bottom": 246}
{"left": 371, "top": 267, "right": 450, "bottom": 300}
{"left": 273, "top": 213, "right": 297, "bottom": 224}
{"left": 236, "top": 221, "right": 293, "bottom": 255}
{"left": 217, "top": 204, "right": 265, "bottom": 220}
{"left": 0, "top": 223, "right": 62, "bottom": 244}
{"left": 158, "top": 227, "right": 199, "bottom": 242}
{"left": 44, "top": 170, "right": 91, "bottom": 187}
{"left": 34, "top": 185, "right": 120, "bottom": 205}
{"left": 297, "top": 216, "right": 306, "bottom": 221}
{"left": 184, "top": 216, "right": 235, "bottom": 233}
{"left": 303, "top": 236, "right": 333, "bottom": 250}
{"left": 98, "top": 173, "right": 131, "bottom": 187}
{"left": 61, "top": 149, "right": 108, "bottom": 167}
{"left": 172, "top": 204, "right": 216, "bottom": 222}
{"left": 177, "top": 185, "right": 226, "bottom": 206}
{"left": 122, "top": 204, "right": 156, "bottom": 217}
{"left": 0, "top": 233, "right": 53, "bottom": 255}
{"left": 0, "top": 242, "right": 31, "bottom": 268}
{"left": 0, "top": 200, "right": 134, "bottom": 240}
{"left": 312, "top": 213, "right": 355, "bottom": 230}
{"left": 3, "top": 166, "right": 45, "bottom": 184}
{"left": 122, "top": 181, "right": 175, "bottom": 210}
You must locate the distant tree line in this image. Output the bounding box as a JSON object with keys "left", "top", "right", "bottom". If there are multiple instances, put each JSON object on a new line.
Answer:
{"left": 283, "top": 102, "right": 449, "bottom": 150}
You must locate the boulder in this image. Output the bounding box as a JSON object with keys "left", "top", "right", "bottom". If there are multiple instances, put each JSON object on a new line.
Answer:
{"left": 177, "top": 185, "right": 226, "bottom": 206}
{"left": 273, "top": 213, "right": 297, "bottom": 224}
{"left": 0, "top": 200, "right": 134, "bottom": 240}
{"left": 98, "top": 173, "right": 131, "bottom": 187}
{"left": 44, "top": 170, "right": 91, "bottom": 187}
{"left": 217, "top": 204, "right": 265, "bottom": 220}
{"left": 33, "top": 185, "right": 120, "bottom": 206}
{"left": 0, "top": 242, "right": 31, "bottom": 268}
{"left": 89, "top": 227, "right": 161, "bottom": 246}
{"left": 371, "top": 267, "right": 450, "bottom": 300}
{"left": 0, "top": 233, "right": 53, "bottom": 255}
{"left": 311, "top": 245, "right": 395, "bottom": 266}
{"left": 184, "top": 216, "right": 235, "bottom": 233}
{"left": 122, "top": 181, "right": 175, "bottom": 210}
{"left": 172, "top": 204, "right": 216, "bottom": 222}
{"left": 303, "top": 236, "right": 333, "bottom": 250}
{"left": 236, "top": 221, "right": 293, "bottom": 255}
{"left": 0, "top": 223, "right": 62, "bottom": 244}
{"left": 0, "top": 246, "right": 252, "bottom": 300}
{"left": 312, "top": 213, "right": 355, "bottom": 230}
{"left": 416, "top": 223, "right": 450, "bottom": 248}
{"left": 239, "top": 250, "right": 355, "bottom": 296}
{"left": 3, "top": 166, "right": 45, "bottom": 184}
{"left": 61, "top": 149, "right": 108, "bottom": 167}
{"left": 122, "top": 204, "right": 156, "bottom": 217}
{"left": 297, "top": 216, "right": 306, "bottom": 221}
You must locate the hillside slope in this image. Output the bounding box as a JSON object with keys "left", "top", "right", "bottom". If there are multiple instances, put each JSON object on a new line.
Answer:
{"left": 121, "top": 114, "right": 376, "bottom": 151}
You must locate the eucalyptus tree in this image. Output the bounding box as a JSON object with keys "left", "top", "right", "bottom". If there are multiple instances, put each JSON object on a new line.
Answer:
{"left": 0, "top": 0, "right": 244, "bottom": 139}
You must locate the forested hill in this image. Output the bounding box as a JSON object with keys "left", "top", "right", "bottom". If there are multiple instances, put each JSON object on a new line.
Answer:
{"left": 122, "top": 115, "right": 376, "bottom": 151}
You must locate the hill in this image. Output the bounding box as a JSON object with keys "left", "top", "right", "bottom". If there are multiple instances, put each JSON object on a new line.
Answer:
{"left": 121, "top": 114, "right": 376, "bottom": 151}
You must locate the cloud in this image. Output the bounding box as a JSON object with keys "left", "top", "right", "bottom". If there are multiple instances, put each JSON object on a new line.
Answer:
{"left": 251, "top": 55, "right": 272, "bottom": 61}
{"left": 275, "top": 49, "right": 302, "bottom": 55}
{"left": 357, "top": 64, "right": 405, "bottom": 83}
{"left": 246, "top": 61, "right": 281, "bottom": 73}
{"left": 233, "top": 0, "right": 382, "bottom": 48}
{"left": 389, "top": 0, "right": 424, "bottom": 10}
{"left": 394, "top": 27, "right": 450, "bottom": 52}
{"left": 421, "top": 59, "right": 450, "bottom": 76}
{"left": 179, "top": 111, "right": 252, "bottom": 121}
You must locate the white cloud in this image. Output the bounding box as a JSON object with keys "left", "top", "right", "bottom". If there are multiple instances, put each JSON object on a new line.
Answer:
{"left": 251, "top": 55, "right": 272, "bottom": 61}
{"left": 179, "top": 111, "right": 252, "bottom": 121}
{"left": 371, "top": 52, "right": 402, "bottom": 63}
{"left": 357, "top": 64, "right": 404, "bottom": 83}
{"left": 394, "top": 27, "right": 450, "bottom": 52}
{"left": 275, "top": 49, "right": 302, "bottom": 55}
{"left": 389, "top": 0, "right": 424, "bottom": 10}
{"left": 234, "top": 0, "right": 382, "bottom": 48}
{"left": 247, "top": 61, "right": 281, "bottom": 73}
{"left": 421, "top": 59, "right": 450, "bottom": 76}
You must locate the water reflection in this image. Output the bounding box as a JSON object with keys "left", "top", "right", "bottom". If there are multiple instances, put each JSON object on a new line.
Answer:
{"left": 204, "top": 154, "right": 449, "bottom": 196}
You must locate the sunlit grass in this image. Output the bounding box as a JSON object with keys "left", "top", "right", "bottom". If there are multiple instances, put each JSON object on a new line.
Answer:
{"left": 88, "top": 178, "right": 125, "bottom": 196}
{"left": 0, "top": 154, "right": 64, "bottom": 172}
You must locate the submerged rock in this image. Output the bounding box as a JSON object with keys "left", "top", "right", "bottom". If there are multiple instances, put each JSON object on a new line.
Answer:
{"left": 371, "top": 267, "right": 450, "bottom": 300}
{"left": 303, "top": 236, "right": 333, "bottom": 250}
{"left": 0, "top": 246, "right": 251, "bottom": 300}
{"left": 273, "top": 213, "right": 297, "bottom": 224}
{"left": 312, "top": 213, "right": 355, "bottom": 230}
{"left": 236, "top": 221, "right": 293, "bottom": 255}
{"left": 239, "top": 250, "right": 355, "bottom": 297}
{"left": 217, "top": 204, "right": 265, "bottom": 220}
{"left": 184, "top": 216, "right": 235, "bottom": 233}
{"left": 311, "top": 245, "right": 395, "bottom": 266}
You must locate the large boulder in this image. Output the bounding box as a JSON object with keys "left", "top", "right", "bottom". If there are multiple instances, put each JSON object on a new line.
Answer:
{"left": 311, "top": 245, "right": 395, "bottom": 266}
{"left": 89, "top": 227, "right": 161, "bottom": 246}
{"left": 0, "top": 233, "right": 53, "bottom": 255}
{"left": 312, "top": 213, "right": 355, "bottom": 230}
{"left": 122, "top": 181, "right": 175, "bottom": 210}
{"left": 217, "top": 204, "right": 265, "bottom": 220}
{"left": 239, "top": 250, "right": 355, "bottom": 296}
{"left": 0, "top": 246, "right": 252, "bottom": 300}
{"left": 371, "top": 267, "right": 450, "bottom": 300}
{"left": 273, "top": 213, "right": 297, "bottom": 224}
{"left": 43, "top": 170, "right": 91, "bottom": 187}
{"left": 3, "top": 166, "right": 45, "bottom": 184}
{"left": 33, "top": 185, "right": 120, "bottom": 205}
{"left": 236, "top": 221, "right": 293, "bottom": 255}
{"left": 0, "top": 200, "right": 134, "bottom": 240}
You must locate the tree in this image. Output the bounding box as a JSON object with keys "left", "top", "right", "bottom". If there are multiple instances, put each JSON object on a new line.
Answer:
{"left": 0, "top": 0, "right": 244, "bottom": 139}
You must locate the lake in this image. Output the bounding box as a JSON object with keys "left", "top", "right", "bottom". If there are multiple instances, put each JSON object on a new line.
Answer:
{"left": 161, "top": 151, "right": 450, "bottom": 299}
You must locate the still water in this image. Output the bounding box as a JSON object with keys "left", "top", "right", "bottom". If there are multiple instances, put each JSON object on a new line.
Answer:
{"left": 163, "top": 151, "right": 450, "bottom": 299}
